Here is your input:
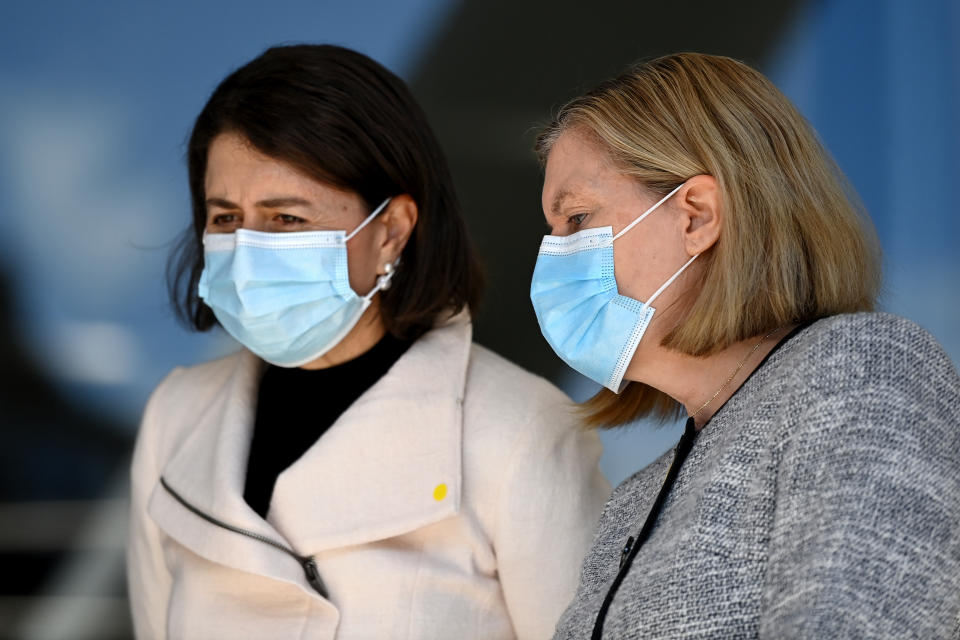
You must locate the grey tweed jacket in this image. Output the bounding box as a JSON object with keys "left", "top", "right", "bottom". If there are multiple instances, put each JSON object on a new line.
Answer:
{"left": 554, "top": 313, "right": 960, "bottom": 639}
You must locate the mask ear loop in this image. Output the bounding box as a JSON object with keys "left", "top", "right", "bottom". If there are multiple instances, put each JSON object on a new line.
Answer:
{"left": 343, "top": 196, "right": 397, "bottom": 301}
{"left": 613, "top": 183, "right": 685, "bottom": 242}
{"left": 345, "top": 197, "right": 392, "bottom": 243}
{"left": 642, "top": 253, "right": 699, "bottom": 311}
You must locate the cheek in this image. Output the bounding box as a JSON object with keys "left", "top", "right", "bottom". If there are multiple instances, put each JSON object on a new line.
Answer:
{"left": 612, "top": 237, "right": 657, "bottom": 300}
{"left": 609, "top": 212, "right": 651, "bottom": 298}
{"left": 345, "top": 239, "right": 380, "bottom": 294}
{"left": 613, "top": 240, "right": 687, "bottom": 302}
{"left": 613, "top": 220, "right": 690, "bottom": 301}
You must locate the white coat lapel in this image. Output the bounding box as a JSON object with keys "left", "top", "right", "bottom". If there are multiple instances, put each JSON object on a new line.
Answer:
{"left": 268, "top": 311, "right": 471, "bottom": 552}
{"left": 148, "top": 351, "right": 332, "bottom": 601}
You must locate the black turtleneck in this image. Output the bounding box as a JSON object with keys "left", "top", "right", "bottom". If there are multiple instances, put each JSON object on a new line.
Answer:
{"left": 243, "top": 333, "right": 412, "bottom": 518}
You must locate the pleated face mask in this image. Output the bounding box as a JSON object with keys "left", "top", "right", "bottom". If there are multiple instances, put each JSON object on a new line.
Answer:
{"left": 198, "top": 198, "right": 395, "bottom": 367}
{"left": 530, "top": 184, "right": 697, "bottom": 392}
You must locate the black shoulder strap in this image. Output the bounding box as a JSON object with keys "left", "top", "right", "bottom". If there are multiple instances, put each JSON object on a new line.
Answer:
{"left": 591, "top": 418, "right": 699, "bottom": 639}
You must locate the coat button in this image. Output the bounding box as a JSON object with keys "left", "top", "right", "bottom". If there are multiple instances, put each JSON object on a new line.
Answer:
{"left": 433, "top": 483, "right": 448, "bottom": 501}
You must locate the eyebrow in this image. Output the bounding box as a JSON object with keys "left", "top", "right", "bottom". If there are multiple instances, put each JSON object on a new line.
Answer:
{"left": 550, "top": 189, "right": 573, "bottom": 217}
{"left": 205, "top": 196, "right": 314, "bottom": 209}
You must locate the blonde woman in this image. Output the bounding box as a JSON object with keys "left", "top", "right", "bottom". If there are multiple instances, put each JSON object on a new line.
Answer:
{"left": 529, "top": 53, "right": 960, "bottom": 638}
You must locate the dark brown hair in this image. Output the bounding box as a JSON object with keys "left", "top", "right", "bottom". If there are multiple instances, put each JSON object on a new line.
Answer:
{"left": 168, "top": 44, "right": 483, "bottom": 340}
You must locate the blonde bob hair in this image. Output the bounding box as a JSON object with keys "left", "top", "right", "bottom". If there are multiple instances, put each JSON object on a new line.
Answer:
{"left": 536, "top": 52, "right": 881, "bottom": 428}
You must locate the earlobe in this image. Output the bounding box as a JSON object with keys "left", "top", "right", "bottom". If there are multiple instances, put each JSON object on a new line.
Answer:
{"left": 678, "top": 175, "right": 722, "bottom": 256}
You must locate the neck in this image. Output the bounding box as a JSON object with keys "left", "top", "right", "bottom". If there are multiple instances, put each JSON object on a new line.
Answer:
{"left": 625, "top": 325, "right": 793, "bottom": 430}
{"left": 299, "top": 302, "right": 386, "bottom": 370}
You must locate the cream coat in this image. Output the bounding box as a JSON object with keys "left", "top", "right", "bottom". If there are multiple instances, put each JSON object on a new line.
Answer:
{"left": 127, "top": 312, "right": 610, "bottom": 639}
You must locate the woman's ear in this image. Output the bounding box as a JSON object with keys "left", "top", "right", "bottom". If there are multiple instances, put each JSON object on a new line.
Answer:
{"left": 675, "top": 175, "right": 722, "bottom": 256}
{"left": 377, "top": 194, "right": 418, "bottom": 269}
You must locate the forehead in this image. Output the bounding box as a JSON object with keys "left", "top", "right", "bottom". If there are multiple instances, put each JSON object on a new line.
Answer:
{"left": 204, "top": 132, "right": 362, "bottom": 208}
{"left": 541, "top": 130, "right": 627, "bottom": 215}
{"left": 205, "top": 133, "right": 311, "bottom": 188}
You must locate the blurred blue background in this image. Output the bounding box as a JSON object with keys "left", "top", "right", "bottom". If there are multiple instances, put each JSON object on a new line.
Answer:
{"left": 0, "top": 0, "right": 457, "bottom": 427}
{"left": 0, "top": 0, "right": 957, "bottom": 638}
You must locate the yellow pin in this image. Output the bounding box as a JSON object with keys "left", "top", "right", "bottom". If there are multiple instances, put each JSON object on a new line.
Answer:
{"left": 433, "top": 483, "right": 448, "bottom": 501}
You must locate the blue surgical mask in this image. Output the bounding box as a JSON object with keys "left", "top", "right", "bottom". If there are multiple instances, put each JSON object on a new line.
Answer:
{"left": 198, "top": 198, "right": 395, "bottom": 367}
{"left": 530, "top": 184, "right": 697, "bottom": 392}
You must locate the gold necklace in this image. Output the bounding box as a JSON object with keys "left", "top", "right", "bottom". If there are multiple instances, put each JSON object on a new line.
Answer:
{"left": 690, "top": 327, "right": 782, "bottom": 419}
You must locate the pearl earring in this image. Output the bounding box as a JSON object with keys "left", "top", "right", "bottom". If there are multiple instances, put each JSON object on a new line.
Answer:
{"left": 378, "top": 261, "right": 395, "bottom": 290}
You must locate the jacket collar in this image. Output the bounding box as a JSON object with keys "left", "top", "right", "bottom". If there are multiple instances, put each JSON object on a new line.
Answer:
{"left": 149, "top": 310, "right": 471, "bottom": 569}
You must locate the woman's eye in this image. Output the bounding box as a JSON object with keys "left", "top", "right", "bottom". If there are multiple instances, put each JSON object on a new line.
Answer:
{"left": 211, "top": 213, "right": 239, "bottom": 227}
{"left": 568, "top": 213, "right": 588, "bottom": 227}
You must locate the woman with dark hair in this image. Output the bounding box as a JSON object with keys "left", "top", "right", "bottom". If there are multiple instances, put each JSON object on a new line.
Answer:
{"left": 127, "top": 44, "right": 609, "bottom": 639}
